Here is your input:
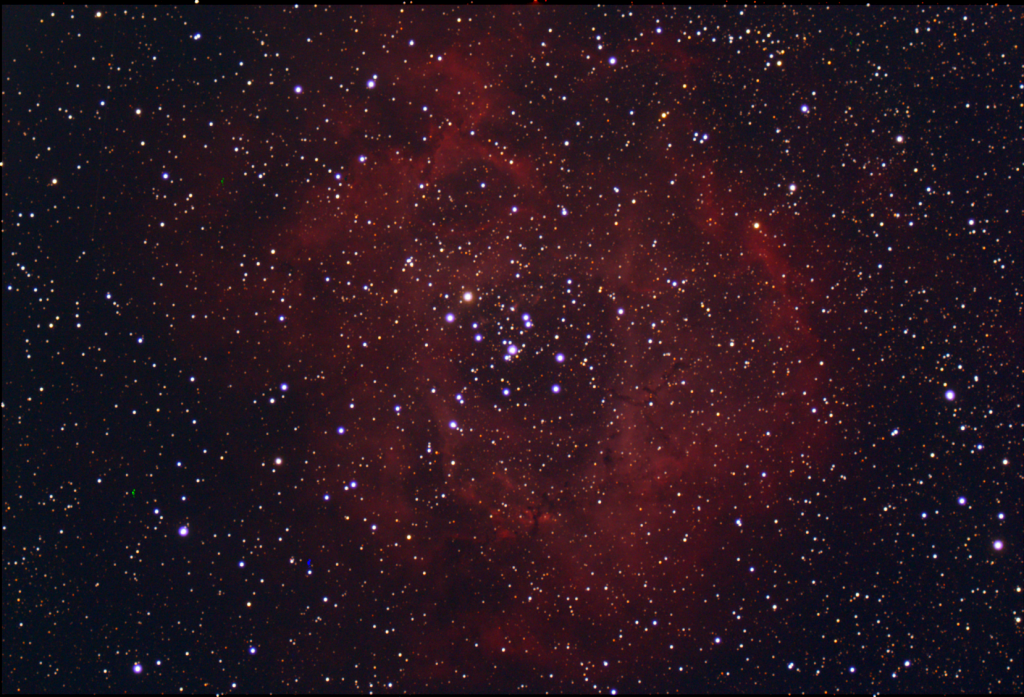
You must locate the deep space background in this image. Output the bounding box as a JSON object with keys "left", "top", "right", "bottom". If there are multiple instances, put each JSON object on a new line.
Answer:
{"left": 2, "top": 5, "right": 1021, "bottom": 694}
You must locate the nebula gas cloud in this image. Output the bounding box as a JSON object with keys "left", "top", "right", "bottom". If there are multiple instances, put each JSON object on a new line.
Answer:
{"left": 5, "top": 6, "right": 1018, "bottom": 694}
{"left": 152, "top": 10, "right": 837, "bottom": 683}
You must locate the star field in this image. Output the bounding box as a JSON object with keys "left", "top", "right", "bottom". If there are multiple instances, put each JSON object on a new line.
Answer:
{"left": 2, "top": 6, "right": 1021, "bottom": 694}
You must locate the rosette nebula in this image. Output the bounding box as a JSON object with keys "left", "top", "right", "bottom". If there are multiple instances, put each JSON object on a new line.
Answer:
{"left": 4, "top": 6, "right": 1019, "bottom": 694}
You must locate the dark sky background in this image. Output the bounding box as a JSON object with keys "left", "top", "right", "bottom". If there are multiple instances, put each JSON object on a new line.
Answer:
{"left": 2, "top": 5, "right": 1021, "bottom": 694}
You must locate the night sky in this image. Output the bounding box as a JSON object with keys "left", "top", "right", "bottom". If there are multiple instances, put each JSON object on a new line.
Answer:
{"left": 2, "top": 6, "right": 1021, "bottom": 694}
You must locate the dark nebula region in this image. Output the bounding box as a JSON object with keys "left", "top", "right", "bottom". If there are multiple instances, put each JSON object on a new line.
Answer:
{"left": 3, "top": 5, "right": 1020, "bottom": 694}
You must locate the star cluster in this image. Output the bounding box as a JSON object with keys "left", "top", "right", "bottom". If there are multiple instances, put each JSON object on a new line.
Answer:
{"left": 3, "top": 6, "right": 1021, "bottom": 694}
